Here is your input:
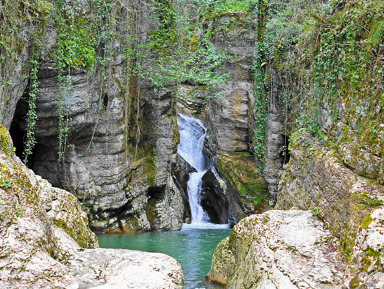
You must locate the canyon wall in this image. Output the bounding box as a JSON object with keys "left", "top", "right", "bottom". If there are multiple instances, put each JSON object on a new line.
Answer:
{"left": 0, "top": 124, "right": 183, "bottom": 288}
{"left": 0, "top": 0, "right": 266, "bottom": 233}
{"left": 208, "top": 0, "right": 384, "bottom": 288}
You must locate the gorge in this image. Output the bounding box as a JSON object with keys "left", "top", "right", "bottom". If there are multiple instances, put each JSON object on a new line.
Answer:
{"left": 1, "top": 0, "right": 384, "bottom": 288}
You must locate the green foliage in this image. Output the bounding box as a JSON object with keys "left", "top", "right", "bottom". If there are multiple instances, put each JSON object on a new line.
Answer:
{"left": 311, "top": 207, "right": 321, "bottom": 216}
{"left": 0, "top": 179, "right": 10, "bottom": 189}
{"left": 368, "top": 19, "right": 384, "bottom": 49}
{"left": 53, "top": 0, "right": 98, "bottom": 161}
{"left": 23, "top": 55, "right": 40, "bottom": 164}
{"left": 0, "top": 0, "right": 52, "bottom": 125}
{"left": 251, "top": 0, "right": 268, "bottom": 170}
{"left": 0, "top": 0, "right": 52, "bottom": 165}
{"left": 133, "top": 0, "right": 230, "bottom": 93}
{"left": 54, "top": 0, "right": 96, "bottom": 71}
{"left": 297, "top": 0, "right": 384, "bottom": 137}
{"left": 253, "top": 0, "right": 384, "bottom": 183}
{"left": 252, "top": 46, "right": 267, "bottom": 169}
{"left": 214, "top": 0, "right": 254, "bottom": 12}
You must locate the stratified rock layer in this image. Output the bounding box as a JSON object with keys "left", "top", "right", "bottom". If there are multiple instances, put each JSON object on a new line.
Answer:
{"left": 0, "top": 124, "right": 183, "bottom": 288}
{"left": 207, "top": 210, "right": 345, "bottom": 289}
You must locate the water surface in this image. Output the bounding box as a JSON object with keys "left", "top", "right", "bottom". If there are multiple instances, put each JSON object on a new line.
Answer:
{"left": 98, "top": 223, "right": 230, "bottom": 289}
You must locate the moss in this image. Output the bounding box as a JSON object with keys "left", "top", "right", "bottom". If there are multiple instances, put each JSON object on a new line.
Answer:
{"left": 0, "top": 124, "right": 10, "bottom": 156}
{"left": 349, "top": 277, "right": 360, "bottom": 288}
{"left": 53, "top": 218, "right": 91, "bottom": 248}
{"left": 365, "top": 247, "right": 381, "bottom": 257}
{"left": 126, "top": 139, "right": 156, "bottom": 187}
{"left": 340, "top": 228, "right": 357, "bottom": 261}
{"left": 361, "top": 247, "right": 381, "bottom": 273}
{"left": 360, "top": 213, "right": 374, "bottom": 229}
{"left": 351, "top": 192, "right": 383, "bottom": 210}
{"left": 146, "top": 156, "right": 156, "bottom": 186}
{"left": 261, "top": 215, "right": 270, "bottom": 224}
{"left": 217, "top": 153, "right": 267, "bottom": 212}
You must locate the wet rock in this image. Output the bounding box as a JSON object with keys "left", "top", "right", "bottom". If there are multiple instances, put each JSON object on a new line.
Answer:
{"left": 201, "top": 168, "right": 230, "bottom": 223}
{"left": 207, "top": 210, "right": 346, "bottom": 288}
{"left": 217, "top": 152, "right": 268, "bottom": 215}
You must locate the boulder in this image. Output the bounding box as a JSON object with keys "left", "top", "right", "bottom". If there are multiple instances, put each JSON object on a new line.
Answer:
{"left": 207, "top": 210, "right": 346, "bottom": 289}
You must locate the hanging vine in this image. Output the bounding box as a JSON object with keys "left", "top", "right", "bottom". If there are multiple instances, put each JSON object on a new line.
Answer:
{"left": 252, "top": 0, "right": 268, "bottom": 171}
{"left": 23, "top": 49, "right": 40, "bottom": 164}
{"left": 54, "top": 0, "right": 96, "bottom": 161}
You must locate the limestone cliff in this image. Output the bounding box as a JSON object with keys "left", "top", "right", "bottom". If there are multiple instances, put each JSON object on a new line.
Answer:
{"left": 208, "top": 0, "right": 384, "bottom": 288}
{"left": 0, "top": 123, "right": 183, "bottom": 288}
{"left": 0, "top": 0, "right": 263, "bottom": 233}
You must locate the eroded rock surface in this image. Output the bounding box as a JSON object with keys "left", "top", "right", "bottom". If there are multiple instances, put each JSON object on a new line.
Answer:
{"left": 277, "top": 129, "right": 384, "bottom": 258}
{"left": 207, "top": 210, "right": 345, "bottom": 288}
{"left": 343, "top": 207, "right": 384, "bottom": 288}
{"left": 0, "top": 125, "right": 183, "bottom": 288}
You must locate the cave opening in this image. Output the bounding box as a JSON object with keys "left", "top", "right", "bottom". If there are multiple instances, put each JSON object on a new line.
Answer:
{"left": 9, "top": 92, "right": 37, "bottom": 169}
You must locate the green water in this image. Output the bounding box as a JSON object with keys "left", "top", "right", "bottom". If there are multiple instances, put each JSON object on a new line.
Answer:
{"left": 98, "top": 224, "right": 230, "bottom": 289}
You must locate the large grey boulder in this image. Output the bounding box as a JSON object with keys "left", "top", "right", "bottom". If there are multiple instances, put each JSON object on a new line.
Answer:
{"left": 207, "top": 210, "right": 346, "bottom": 288}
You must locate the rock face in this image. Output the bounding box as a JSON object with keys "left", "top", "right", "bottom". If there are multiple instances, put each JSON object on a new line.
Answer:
{"left": 277, "top": 129, "right": 384, "bottom": 258}
{"left": 6, "top": 0, "right": 185, "bottom": 234}
{"left": 217, "top": 152, "right": 268, "bottom": 216}
{"left": 207, "top": 12, "right": 255, "bottom": 154}
{"left": 0, "top": 124, "right": 183, "bottom": 288}
{"left": 207, "top": 210, "right": 346, "bottom": 288}
{"left": 1, "top": 1, "right": 260, "bottom": 233}
{"left": 343, "top": 207, "right": 384, "bottom": 288}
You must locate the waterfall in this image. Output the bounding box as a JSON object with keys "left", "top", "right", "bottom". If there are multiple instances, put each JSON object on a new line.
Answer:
{"left": 177, "top": 114, "right": 212, "bottom": 224}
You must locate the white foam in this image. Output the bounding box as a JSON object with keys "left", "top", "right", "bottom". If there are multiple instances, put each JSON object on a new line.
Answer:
{"left": 181, "top": 223, "right": 229, "bottom": 231}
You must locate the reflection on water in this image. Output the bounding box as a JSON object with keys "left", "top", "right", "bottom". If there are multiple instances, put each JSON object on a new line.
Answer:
{"left": 98, "top": 224, "right": 230, "bottom": 289}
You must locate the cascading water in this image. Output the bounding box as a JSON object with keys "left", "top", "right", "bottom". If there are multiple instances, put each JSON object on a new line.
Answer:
{"left": 177, "top": 114, "right": 212, "bottom": 224}
{"left": 99, "top": 113, "right": 230, "bottom": 289}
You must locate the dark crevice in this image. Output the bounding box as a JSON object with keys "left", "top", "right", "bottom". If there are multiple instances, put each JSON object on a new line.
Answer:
{"left": 201, "top": 169, "right": 229, "bottom": 224}
{"left": 280, "top": 134, "right": 290, "bottom": 165}
{"left": 9, "top": 90, "right": 37, "bottom": 169}
{"left": 102, "top": 93, "right": 109, "bottom": 110}
{"left": 148, "top": 186, "right": 165, "bottom": 201}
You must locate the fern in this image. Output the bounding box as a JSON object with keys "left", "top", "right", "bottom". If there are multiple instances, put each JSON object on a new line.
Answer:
{"left": 367, "top": 19, "right": 384, "bottom": 49}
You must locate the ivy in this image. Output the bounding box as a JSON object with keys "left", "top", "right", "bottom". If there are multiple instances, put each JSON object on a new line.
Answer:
{"left": 0, "top": 0, "right": 52, "bottom": 128}
{"left": 56, "top": 74, "right": 71, "bottom": 162}
{"left": 135, "top": 0, "right": 230, "bottom": 93}
{"left": 54, "top": 0, "right": 97, "bottom": 161}
{"left": 251, "top": 0, "right": 268, "bottom": 171}
{"left": 55, "top": 0, "right": 96, "bottom": 72}
{"left": 23, "top": 54, "right": 40, "bottom": 164}
{"left": 252, "top": 42, "right": 267, "bottom": 169}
